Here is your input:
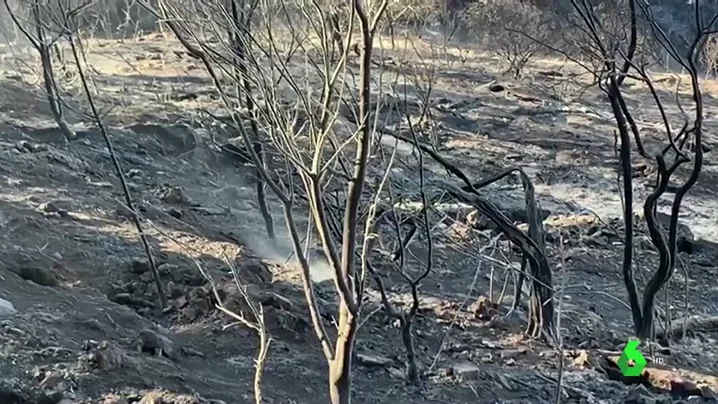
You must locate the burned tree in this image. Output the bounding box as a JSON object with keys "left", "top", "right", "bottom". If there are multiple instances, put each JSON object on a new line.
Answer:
{"left": 552, "top": 0, "right": 713, "bottom": 339}
{"left": 138, "top": 0, "right": 390, "bottom": 402}
{"left": 4, "top": 0, "right": 76, "bottom": 141}
{"left": 228, "top": 0, "right": 276, "bottom": 243}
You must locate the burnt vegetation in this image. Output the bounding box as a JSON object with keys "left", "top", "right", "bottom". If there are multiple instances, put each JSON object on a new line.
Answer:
{"left": 1, "top": 0, "right": 718, "bottom": 403}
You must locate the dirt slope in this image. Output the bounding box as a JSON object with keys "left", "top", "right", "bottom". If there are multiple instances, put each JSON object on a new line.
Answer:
{"left": 1, "top": 35, "right": 718, "bottom": 404}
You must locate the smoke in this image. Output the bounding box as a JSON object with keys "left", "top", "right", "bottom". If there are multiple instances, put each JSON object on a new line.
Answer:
{"left": 243, "top": 227, "right": 334, "bottom": 284}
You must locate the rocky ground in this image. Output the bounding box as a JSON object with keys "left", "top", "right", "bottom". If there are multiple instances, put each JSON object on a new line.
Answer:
{"left": 1, "top": 33, "right": 718, "bottom": 404}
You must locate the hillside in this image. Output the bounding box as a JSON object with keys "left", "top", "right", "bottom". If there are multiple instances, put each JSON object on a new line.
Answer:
{"left": 1, "top": 4, "right": 718, "bottom": 404}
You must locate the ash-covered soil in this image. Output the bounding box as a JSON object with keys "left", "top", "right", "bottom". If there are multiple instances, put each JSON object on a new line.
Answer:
{"left": 0, "top": 34, "right": 717, "bottom": 404}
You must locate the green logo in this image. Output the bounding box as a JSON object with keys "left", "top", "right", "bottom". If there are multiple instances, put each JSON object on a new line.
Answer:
{"left": 617, "top": 339, "right": 647, "bottom": 376}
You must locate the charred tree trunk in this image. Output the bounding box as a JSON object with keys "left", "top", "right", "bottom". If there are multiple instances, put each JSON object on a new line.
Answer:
{"left": 230, "top": 0, "right": 275, "bottom": 243}
{"left": 328, "top": 308, "right": 356, "bottom": 404}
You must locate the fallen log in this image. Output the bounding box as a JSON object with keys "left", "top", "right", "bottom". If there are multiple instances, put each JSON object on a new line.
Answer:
{"left": 602, "top": 354, "right": 718, "bottom": 400}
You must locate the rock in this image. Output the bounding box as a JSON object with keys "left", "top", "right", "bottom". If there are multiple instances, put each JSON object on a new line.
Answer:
{"left": 167, "top": 208, "right": 182, "bottom": 219}
{"left": 126, "top": 169, "right": 143, "bottom": 179}
{"left": 109, "top": 293, "right": 133, "bottom": 306}
{"left": 46, "top": 149, "right": 86, "bottom": 171}
{"left": 356, "top": 353, "right": 393, "bottom": 367}
{"left": 467, "top": 295, "right": 499, "bottom": 320}
{"left": 140, "top": 271, "right": 155, "bottom": 283}
{"left": 36, "top": 391, "right": 65, "bottom": 404}
{"left": 136, "top": 297, "right": 157, "bottom": 309}
{"left": 0, "top": 380, "right": 28, "bottom": 403}
{"left": 101, "top": 397, "right": 130, "bottom": 404}
{"left": 15, "top": 140, "right": 33, "bottom": 152}
{"left": 131, "top": 259, "right": 150, "bottom": 274}
{"left": 0, "top": 298, "right": 16, "bottom": 317}
{"left": 134, "top": 329, "right": 176, "bottom": 360}
{"left": 678, "top": 237, "right": 716, "bottom": 256}
{"left": 488, "top": 83, "right": 506, "bottom": 92}
{"left": 81, "top": 339, "right": 99, "bottom": 351}
{"left": 15, "top": 265, "right": 59, "bottom": 287}
{"left": 115, "top": 205, "right": 135, "bottom": 220}
{"left": 277, "top": 310, "right": 309, "bottom": 334}
{"left": 159, "top": 186, "right": 193, "bottom": 205}
{"left": 182, "top": 272, "right": 206, "bottom": 287}
{"left": 702, "top": 388, "right": 718, "bottom": 399}
{"left": 161, "top": 304, "right": 177, "bottom": 315}
{"left": 146, "top": 282, "right": 158, "bottom": 296}
{"left": 190, "top": 206, "right": 224, "bottom": 215}
{"left": 124, "top": 281, "right": 140, "bottom": 293}
{"left": 157, "top": 263, "right": 178, "bottom": 277}
{"left": 166, "top": 281, "right": 183, "bottom": 299}
{"left": 38, "top": 346, "right": 73, "bottom": 358}
{"left": 583, "top": 233, "right": 608, "bottom": 247}
{"left": 507, "top": 206, "right": 552, "bottom": 224}
{"left": 500, "top": 348, "right": 527, "bottom": 360}
{"left": 94, "top": 181, "right": 114, "bottom": 189}
{"left": 180, "top": 346, "right": 205, "bottom": 358}
{"left": 265, "top": 292, "right": 292, "bottom": 310}
{"left": 90, "top": 340, "right": 127, "bottom": 371}
{"left": 386, "top": 367, "right": 406, "bottom": 379}
{"left": 572, "top": 350, "right": 592, "bottom": 368}
{"left": 245, "top": 287, "right": 292, "bottom": 310}
{"left": 220, "top": 142, "right": 251, "bottom": 164}
{"left": 624, "top": 385, "right": 657, "bottom": 404}
{"left": 244, "top": 261, "right": 272, "bottom": 284}
{"left": 656, "top": 213, "right": 694, "bottom": 254}
{"left": 668, "top": 379, "right": 701, "bottom": 397}
{"left": 448, "top": 361, "right": 481, "bottom": 379}
{"left": 39, "top": 201, "right": 62, "bottom": 214}
{"left": 38, "top": 371, "right": 64, "bottom": 389}
{"left": 78, "top": 319, "right": 102, "bottom": 331}
{"left": 132, "top": 287, "right": 145, "bottom": 301}
{"left": 493, "top": 373, "right": 514, "bottom": 390}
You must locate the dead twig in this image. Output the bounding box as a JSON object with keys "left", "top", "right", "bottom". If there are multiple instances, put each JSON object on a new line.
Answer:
{"left": 61, "top": 6, "right": 166, "bottom": 308}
